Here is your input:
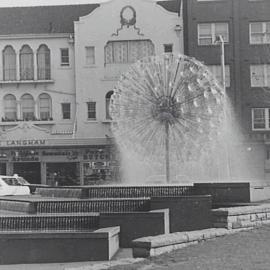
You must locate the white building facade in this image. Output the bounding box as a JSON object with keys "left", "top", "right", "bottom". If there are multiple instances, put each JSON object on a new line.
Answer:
{"left": 0, "top": 0, "right": 183, "bottom": 185}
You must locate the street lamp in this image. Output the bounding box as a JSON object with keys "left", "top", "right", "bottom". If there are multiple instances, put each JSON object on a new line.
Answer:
{"left": 216, "top": 34, "right": 231, "bottom": 180}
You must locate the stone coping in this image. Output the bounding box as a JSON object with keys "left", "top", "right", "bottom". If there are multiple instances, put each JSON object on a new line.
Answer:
{"left": 132, "top": 228, "right": 229, "bottom": 249}
{"left": 132, "top": 227, "right": 252, "bottom": 258}
{"left": 212, "top": 203, "right": 270, "bottom": 216}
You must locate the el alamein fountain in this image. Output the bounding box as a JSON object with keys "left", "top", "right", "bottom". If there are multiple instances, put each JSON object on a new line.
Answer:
{"left": 110, "top": 53, "right": 234, "bottom": 184}
{"left": 0, "top": 54, "right": 262, "bottom": 265}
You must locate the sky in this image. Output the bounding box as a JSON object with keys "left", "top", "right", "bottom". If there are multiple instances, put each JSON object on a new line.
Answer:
{"left": 0, "top": 0, "right": 108, "bottom": 7}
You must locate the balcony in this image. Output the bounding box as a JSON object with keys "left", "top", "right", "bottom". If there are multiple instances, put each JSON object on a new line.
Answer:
{"left": 0, "top": 68, "right": 54, "bottom": 86}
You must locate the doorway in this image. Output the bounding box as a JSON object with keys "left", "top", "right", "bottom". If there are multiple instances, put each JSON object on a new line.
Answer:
{"left": 0, "top": 163, "right": 6, "bottom": 175}
{"left": 13, "top": 162, "right": 41, "bottom": 184}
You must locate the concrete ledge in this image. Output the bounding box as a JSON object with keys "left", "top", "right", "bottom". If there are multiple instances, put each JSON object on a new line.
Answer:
{"left": 99, "top": 209, "right": 169, "bottom": 247}
{"left": 0, "top": 226, "right": 120, "bottom": 264}
{"left": 132, "top": 227, "right": 250, "bottom": 258}
{"left": 212, "top": 203, "right": 270, "bottom": 229}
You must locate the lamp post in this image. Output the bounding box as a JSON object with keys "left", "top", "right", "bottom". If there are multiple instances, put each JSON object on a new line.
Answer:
{"left": 216, "top": 35, "right": 231, "bottom": 180}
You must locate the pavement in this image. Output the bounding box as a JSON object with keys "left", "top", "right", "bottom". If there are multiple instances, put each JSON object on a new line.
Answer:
{"left": 1, "top": 225, "right": 270, "bottom": 270}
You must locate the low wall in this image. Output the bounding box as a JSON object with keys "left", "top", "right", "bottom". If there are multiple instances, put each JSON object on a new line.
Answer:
{"left": 0, "top": 227, "right": 120, "bottom": 264}
{"left": 35, "top": 187, "right": 88, "bottom": 198}
{"left": 132, "top": 228, "right": 236, "bottom": 258}
{"left": 150, "top": 195, "right": 212, "bottom": 233}
{"left": 99, "top": 209, "right": 169, "bottom": 247}
{"left": 0, "top": 198, "right": 150, "bottom": 214}
{"left": 87, "top": 185, "right": 194, "bottom": 198}
{"left": 212, "top": 204, "right": 270, "bottom": 229}
{"left": 0, "top": 213, "right": 99, "bottom": 232}
{"left": 193, "top": 183, "right": 250, "bottom": 204}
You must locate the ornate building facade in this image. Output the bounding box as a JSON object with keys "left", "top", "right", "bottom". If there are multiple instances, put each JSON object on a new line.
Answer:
{"left": 0, "top": 0, "right": 183, "bottom": 185}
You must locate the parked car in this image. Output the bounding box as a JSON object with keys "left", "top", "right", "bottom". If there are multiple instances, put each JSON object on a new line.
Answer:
{"left": 0, "top": 174, "right": 30, "bottom": 196}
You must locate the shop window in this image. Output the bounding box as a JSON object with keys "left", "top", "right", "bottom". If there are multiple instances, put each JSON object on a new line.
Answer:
{"left": 207, "top": 65, "right": 230, "bottom": 87}
{"left": 20, "top": 45, "right": 34, "bottom": 80}
{"left": 105, "top": 40, "right": 154, "bottom": 64}
{"left": 60, "top": 48, "right": 69, "bottom": 66}
{"left": 87, "top": 101, "right": 96, "bottom": 120}
{"left": 21, "top": 94, "right": 35, "bottom": 121}
{"left": 105, "top": 91, "right": 114, "bottom": 120}
{"left": 3, "top": 94, "right": 17, "bottom": 121}
{"left": 3, "top": 45, "right": 16, "bottom": 81}
{"left": 198, "top": 23, "right": 229, "bottom": 45}
{"left": 37, "top": 44, "right": 51, "bottom": 80}
{"left": 250, "top": 64, "right": 270, "bottom": 87}
{"left": 252, "top": 108, "right": 270, "bottom": 130}
{"left": 62, "top": 103, "right": 71, "bottom": 119}
{"left": 38, "top": 93, "right": 52, "bottom": 120}
{"left": 85, "top": 46, "right": 95, "bottom": 65}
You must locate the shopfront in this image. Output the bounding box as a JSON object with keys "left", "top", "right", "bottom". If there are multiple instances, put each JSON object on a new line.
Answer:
{"left": 0, "top": 138, "right": 119, "bottom": 185}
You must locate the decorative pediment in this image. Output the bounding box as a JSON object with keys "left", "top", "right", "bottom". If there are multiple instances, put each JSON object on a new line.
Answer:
{"left": 111, "top": 5, "right": 144, "bottom": 37}
{"left": 0, "top": 122, "right": 51, "bottom": 140}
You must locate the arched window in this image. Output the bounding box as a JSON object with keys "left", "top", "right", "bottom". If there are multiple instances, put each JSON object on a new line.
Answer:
{"left": 3, "top": 94, "right": 17, "bottom": 121}
{"left": 21, "top": 94, "right": 35, "bottom": 120}
{"left": 3, "top": 46, "right": 16, "bottom": 81}
{"left": 38, "top": 93, "right": 51, "bottom": 120}
{"left": 106, "top": 91, "right": 114, "bottom": 120}
{"left": 20, "top": 45, "right": 34, "bottom": 80}
{"left": 37, "top": 45, "right": 51, "bottom": 80}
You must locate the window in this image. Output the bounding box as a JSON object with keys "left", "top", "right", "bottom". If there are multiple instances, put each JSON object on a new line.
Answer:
{"left": 3, "top": 94, "right": 17, "bottom": 121}
{"left": 250, "top": 22, "right": 270, "bottom": 44}
{"left": 60, "top": 48, "right": 69, "bottom": 66}
{"left": 105, "top": 91, "right": 114, "bottom": 120}
{"left": 20, "top": 45, "right": 34, "bottom": 80}
{"left": 38, "top": 93, "right": 51, "bottom": 120}
{"left": 252, "top": 108, "right": 270, "bottom": 130}
{"left": 21, "top": 94, "right": 35, "bottom": 121}
{"left": 105, "top": 40, "right": 154, "bottom": 64}
{"left": 198, "top": 23, "right": 229, "bottom": 45}
{"left": 85, "top": 46, "right": 95, "bottom": 65}
{"left": 62, "top": 103, "right": 71, "bottom": 119}
{"left": 164, "top": 44, "right": 173, "bottom": 53}
{"left": 37, "top": 45, "right": 51, "bottom": 80}
{"left": 207, "top": 65, "right": 230, "bottom": 87}
{"left": 87, "top": 102, "right": 96, "bottom": 120}
{"left": 3, "top": 46, "right": 16, "bottom": 81}
{"left": 250, "top": 64, "right": 270, "bottom": 87}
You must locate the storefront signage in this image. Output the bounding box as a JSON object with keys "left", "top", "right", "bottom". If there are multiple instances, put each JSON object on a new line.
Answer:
{"left": 0, "top": 140, "right": 46, "bottom": 147}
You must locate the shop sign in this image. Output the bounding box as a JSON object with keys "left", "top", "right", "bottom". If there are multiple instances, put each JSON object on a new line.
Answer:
{"left": 0, "top": 139, "right": 46, "bottom": 147}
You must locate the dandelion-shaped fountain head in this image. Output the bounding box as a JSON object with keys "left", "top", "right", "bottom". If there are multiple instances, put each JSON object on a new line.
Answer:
{"left": 110, "top": 54, "right": 225, "bottom": 183}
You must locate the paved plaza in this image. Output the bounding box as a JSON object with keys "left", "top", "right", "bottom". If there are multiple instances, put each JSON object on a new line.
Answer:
{"left": 0, "top": 225, "right": 270, "bottom": 270}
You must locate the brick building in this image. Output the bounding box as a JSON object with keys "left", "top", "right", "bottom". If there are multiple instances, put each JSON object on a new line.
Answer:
{"left": 183, "top": 0, "right": 270, "bottom": 183}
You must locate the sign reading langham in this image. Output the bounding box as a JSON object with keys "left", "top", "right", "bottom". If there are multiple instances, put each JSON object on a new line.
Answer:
{"left": 0, "top": 140, "right": 47, "bottom": 147}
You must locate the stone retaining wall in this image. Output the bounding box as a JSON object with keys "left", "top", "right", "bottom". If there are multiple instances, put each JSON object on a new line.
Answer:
{"left": 132, "top": 228, "right": 247, "bottom": 258}
{"left": 212, "top": 204, "right": 270, "bottom": 229}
